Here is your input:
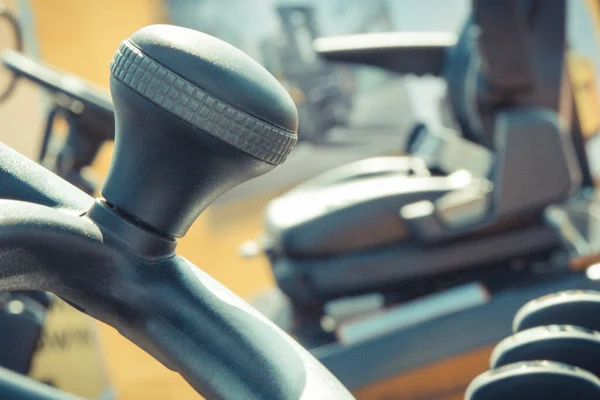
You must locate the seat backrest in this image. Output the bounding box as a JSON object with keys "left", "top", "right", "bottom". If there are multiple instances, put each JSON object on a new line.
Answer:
{"left": 456, "top": 0, "right": 583, "bottom": 214}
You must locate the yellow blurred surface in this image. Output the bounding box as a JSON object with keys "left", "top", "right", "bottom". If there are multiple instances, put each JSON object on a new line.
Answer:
{"left": 29, "top": 299, "right": 113, "bottom": 399}
{"left": 30, "top": 0, "right": 164, "bottom": 88}
{"left": 570, "top": 53, "right": 600, "bottom": 137}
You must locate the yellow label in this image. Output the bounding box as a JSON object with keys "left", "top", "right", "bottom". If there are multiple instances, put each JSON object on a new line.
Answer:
{"left": 29, "top": 298, "right": 114, "bottom": 399}
{"left": 569, "top": 53, "right": 600, "bottom": 138}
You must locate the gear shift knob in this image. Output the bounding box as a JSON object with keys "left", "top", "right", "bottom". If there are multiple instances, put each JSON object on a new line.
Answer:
{"left": 103, "top": 25, "right": 298, "bottom": 237}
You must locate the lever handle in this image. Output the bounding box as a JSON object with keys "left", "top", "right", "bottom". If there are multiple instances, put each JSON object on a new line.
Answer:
{"left": 103, "top": 25, "right": 298, "bottom": 237}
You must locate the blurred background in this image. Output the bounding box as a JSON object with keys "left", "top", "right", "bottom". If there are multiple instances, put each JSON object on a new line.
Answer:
{"left": 2, "top": 1, "right": 600, "bottom": 399}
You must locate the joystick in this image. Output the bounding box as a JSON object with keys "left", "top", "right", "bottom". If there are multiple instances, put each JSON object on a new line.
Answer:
{"left": 104, "top": 25, "right": 298, "bottom": 237}
{"left": 0, "top": 25, "right": 354, "bottom": 399}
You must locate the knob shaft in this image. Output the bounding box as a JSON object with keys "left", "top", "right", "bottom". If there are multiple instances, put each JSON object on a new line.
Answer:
{"left": 102, "top": 25, "right": 298, "bottom": 237}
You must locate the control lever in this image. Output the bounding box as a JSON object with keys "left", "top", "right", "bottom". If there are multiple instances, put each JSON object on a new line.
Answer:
{"left": 2, "top": 50, "right": 114, "bottom": 194}
{"left": 0, "top": 25, "right": 353, "bottom": 399}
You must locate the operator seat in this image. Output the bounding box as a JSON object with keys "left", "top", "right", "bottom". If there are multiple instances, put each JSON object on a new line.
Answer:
{"left": 262, "top": 15, "right": 494, "bottom": 257}
{"left": 260, "top": 1, "right": 583, "bottom": 303}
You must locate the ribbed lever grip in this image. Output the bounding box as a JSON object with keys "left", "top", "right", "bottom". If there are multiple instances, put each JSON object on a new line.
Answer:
{"left": 110, "top": 40, "right": 296, "bottom": 165}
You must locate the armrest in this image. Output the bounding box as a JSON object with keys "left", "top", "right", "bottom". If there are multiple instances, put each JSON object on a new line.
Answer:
{"left": 313, "top": 32, "right": 456, "bottom": 76}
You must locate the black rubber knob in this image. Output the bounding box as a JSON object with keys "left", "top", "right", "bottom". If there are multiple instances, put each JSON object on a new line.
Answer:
{"left": 102, "top": 25, "right": 298, "bottom": 237}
